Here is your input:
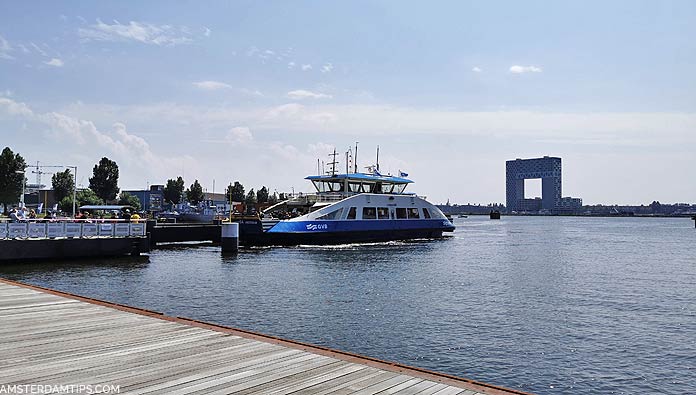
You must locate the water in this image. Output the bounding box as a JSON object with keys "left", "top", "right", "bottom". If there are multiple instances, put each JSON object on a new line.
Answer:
{"left": 2, "top": 216, "right": 695, "bottom": 394}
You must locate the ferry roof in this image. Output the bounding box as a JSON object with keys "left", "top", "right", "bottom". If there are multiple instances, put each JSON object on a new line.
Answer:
{"left": 305, "top": 173, "right": 413, "bottom": 184}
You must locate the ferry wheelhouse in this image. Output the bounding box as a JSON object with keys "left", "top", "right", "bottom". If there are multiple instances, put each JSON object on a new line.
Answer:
{"left": 240, "top": 171, "right": 455, "bottom": 246}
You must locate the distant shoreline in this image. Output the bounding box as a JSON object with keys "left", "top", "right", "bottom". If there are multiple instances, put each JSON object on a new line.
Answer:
{"left": 455, "top": 213, "right": 695, "bottom": 218}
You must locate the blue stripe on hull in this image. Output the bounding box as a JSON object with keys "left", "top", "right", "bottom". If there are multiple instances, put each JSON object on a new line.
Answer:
{"left": 242, "top": 228, "right": 448, "bottom": 246}
{"left": 267, "top": 219, "right": 455, "bottom": 233}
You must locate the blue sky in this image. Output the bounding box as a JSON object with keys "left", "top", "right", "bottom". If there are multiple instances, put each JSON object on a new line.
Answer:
{"left": 1, "top": 1, "right": 694, "bottom": 204}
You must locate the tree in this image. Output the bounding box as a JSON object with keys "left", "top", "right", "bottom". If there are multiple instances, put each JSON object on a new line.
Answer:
{"left": 0, "top": 147, "right": 26, "bottom": 215}
{"left": 59, "top": 189, "right": 101, "bottom": 213}
{"left": 51, "top": 169, "right": 75, "bottom": 202}
{"left": 163, "top": 176, "right": 185, "bottom": 204}
{"left": 228, "top": 181, "right": 245, "bottom": 202}
{"left": 118, "top": 191, "right": 142, "bottom": 211}
{"left": 256, "top": 186, "right": 269, "bottom": 204}
{"left": 650, "top": 200, "right": 662, "bottom": 214}
{"left": 245, "top": 189, "right": 257, "bottom": 205}
{"left": 89, "top": 157, "right": 119, "bottom": 203}
{"left": 186, "top": 180, "right": 205, "bottom": 204}
{"left": 268, "top": 192, "right": 279, "bottom": 205}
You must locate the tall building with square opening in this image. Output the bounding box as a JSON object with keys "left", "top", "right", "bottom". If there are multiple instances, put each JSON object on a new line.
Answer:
{"left": 506, "top": 156, "right": 562, "bottom": 212}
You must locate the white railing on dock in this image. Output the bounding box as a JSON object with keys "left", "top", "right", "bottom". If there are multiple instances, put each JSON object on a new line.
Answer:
{"left": 0, "top": 220, "right": 146, "bottom": 240}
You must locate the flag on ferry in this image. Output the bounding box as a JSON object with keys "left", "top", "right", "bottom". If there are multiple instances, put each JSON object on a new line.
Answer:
{"left": 399, "top": 170, "right": 408, "bottom": 177}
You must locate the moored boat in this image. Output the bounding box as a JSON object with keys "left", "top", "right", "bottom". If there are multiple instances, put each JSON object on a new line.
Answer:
{"left": 238, "top": 164, "right": 455, "bottom": 246}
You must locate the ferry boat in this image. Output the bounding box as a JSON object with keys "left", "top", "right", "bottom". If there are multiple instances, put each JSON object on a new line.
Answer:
{"left": 239, "top": 168, "right": 455, "bottom": 246}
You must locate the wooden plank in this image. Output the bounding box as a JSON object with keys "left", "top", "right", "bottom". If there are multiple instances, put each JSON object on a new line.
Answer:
{"left": 415, "top": 383, "right": 452, "bottom": 395}
{"left": 294, "top": 367, "right": 385, "bottom": 395}
{"left": 390, "top": 379, "right": 440, "bottom": 395}
{"left": 0, "top": 281, "right": 518, "bottom": 395}
{"left": 431, "top": 386, "right": 466, "bottom": 395}
{"left": 380, "top": 377, "right": 425, "bottom": 394}
{"left": 4, "top": 333, "right": 250, "bottom": 383}
{"left": 183, "top": 356, "right": 339, "bottom": 395}
{"left": 233, "top": 360, "right": 361, "bottom": 395}
{"left": 129, "top": 351, "right": 321, "bottom": 394}
{"left": 348, "top": 374, "right": 418, "bottom": 395}
{"left": 32, "top": 338, "right": 271, "bottom": 386}
{"left": 329, "top": 371, "right": 402, "bottom": 395}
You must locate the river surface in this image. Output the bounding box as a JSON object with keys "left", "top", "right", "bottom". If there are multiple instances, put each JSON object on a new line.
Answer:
{"left": 2, "top": 216, "right": 695, "bottom": 394}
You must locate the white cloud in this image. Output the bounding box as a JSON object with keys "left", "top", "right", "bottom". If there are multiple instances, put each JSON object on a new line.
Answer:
{"left": 239, "top": 88, "right": 264, "bottom": 98}
{"left": 78, "top": 19, "right": 195, "bottom": 46}
{"left": 509, "top": 65, "right": 542, "bottom": 74}
{"left": 301, "top": 64, "right": 312, "bottom": 71}
{"left": 44, "top": 58, "right": 64, "bottom": 67}
{"left": 321, "top": 63, "right": 334, "bottom": 73}
{"left": 29, "top": 42, "right": 49, "bottom": 57}
{"left": 0, "top": 97, "right": 33, "bottom": 117}
{"left": 193, "top": 80, "right": 232, "bottom": 90}
{"left": 287, "top": 61, "right": 296, "bottom": 69}
{"left": 472, "top": 66, "right": 482, "bottom": 73}
{"left": 0, "top": 97, "right": 198, "bottom": 186}
{"left": 287, "top": 90, "right": 333, "bottom": 100}
{"left": 0, "top": 35, "right": 14, "bottom": 60}
{"left": 265, "top": 103, "right": 305, "bottom": 119}
{"left": 226, "top": 126, "right": 253, "bottom": 145}
{"left": 203, "top": 27, "right": 211, "bottom": 37}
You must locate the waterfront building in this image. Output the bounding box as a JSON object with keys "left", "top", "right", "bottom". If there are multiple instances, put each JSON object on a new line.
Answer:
{"left": 123, "top": 185, "right": 165, "bottom": 212}
{"left": 506, "top": 156, "right": 582, "bottom": 214}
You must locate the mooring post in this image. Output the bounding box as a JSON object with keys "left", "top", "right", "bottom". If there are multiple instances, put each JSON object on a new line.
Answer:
{"left": 221, "top": 222, "right": 239, "bottom": 253}
{"left": 692, "top": 215, "right": 696, "bottom": 228}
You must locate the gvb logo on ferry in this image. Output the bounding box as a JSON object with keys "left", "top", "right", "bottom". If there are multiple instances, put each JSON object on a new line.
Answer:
{"left": 305, "top": 223, "right": 328, "bottom": 231}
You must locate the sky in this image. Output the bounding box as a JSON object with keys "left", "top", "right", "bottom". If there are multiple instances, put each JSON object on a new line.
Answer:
{"left": 0, "top": 1, "right": 694, "bottom": 205}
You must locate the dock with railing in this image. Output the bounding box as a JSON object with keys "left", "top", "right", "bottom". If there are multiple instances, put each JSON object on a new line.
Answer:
{"left": 0, "top": 278, "right": 530, "bottom": 395}
{"left": 0, "top": 219, "right": 149, "bottom": 262}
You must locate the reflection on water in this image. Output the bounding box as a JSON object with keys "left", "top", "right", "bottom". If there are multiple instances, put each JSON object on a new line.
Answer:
{"left": 2, "top": 216, "right": 695, "bottom": 395}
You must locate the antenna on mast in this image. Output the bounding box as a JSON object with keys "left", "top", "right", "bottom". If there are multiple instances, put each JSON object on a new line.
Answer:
{"left": 376, "top": 146, "right": 380, "bottom": 172}
{"left": 327, "top": 148, "right": 339, "bottom": 176}
{"left": 354, "top": 142, "right": 359, "bottom": 173}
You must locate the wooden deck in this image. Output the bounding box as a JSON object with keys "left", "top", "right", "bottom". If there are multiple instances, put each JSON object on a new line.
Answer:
{"left": 0, "top": 279, "right": 529, "bottom": 395}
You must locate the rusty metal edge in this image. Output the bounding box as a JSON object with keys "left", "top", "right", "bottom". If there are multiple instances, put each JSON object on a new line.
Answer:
{"left": 0, "top": 277, "right": 534, "bottom": 395}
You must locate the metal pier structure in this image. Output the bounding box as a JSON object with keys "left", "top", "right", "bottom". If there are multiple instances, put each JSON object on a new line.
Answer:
{"left": 0, "top": 279, "right": 530, "bottom": 395}
{"left": 0, "top": 220, "right": 149, "bottom": 262}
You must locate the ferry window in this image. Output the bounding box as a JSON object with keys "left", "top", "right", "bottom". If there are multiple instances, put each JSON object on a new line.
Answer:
{"left": 317, "top": 208, "right": 343, "bottom": 220}
{"left": 329, "top": 182, "right": 343, "bottom": 192}
{"left": 362, "top": 207, "right": 377, "bottom": 219}
{"left": 349, "top": 182, "right": 361, "bottom": 192}
{"left": 361, "top": 183, "right": 374, "bottom": 193}
{"left": 382, "top": 183, "right": 394, "bottom": 193}
{"left": 347, "top": 207, "right": 357, "bottom": 219}
{"left": 377, "top": 207, "right": 390, "bottom": 219}
{"left": 396, "top": 208, "right": 408, "bottom": 219}
{"left": 422, "top": 208, "right": 431, "bottom": 219}
{"left": 408, "top": 208, "right": 420, "bottom": 219}
{"left": 394, "top": 184, "right": 407, "bottom": 194}
{"left": 312, "top": 181, "right": 327, "bottom": 193}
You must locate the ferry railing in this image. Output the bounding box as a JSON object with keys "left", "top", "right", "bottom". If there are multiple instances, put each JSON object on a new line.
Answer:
{"left": 0, "top": 219, "right": 147, "bottom": 240}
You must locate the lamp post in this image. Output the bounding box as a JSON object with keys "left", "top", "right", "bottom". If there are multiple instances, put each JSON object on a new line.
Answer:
{"left": 67, "top": 166, "right": 77, "bottom": 218}
{"left": 15, "top": 170, "right": 25, "bottom": 207}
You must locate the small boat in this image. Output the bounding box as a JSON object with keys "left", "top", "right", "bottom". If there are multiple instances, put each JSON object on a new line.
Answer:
{"left": 458, "top": 214, "right": 468, "bottom": 218}
{"left": 158, "top": 201, "right": 223, "bottom": 223}
{"left": 238, "top": 160, "right": 455, "bottom": 246}
{"left": 489, "top": 210, "right": 501, "bottom": 219}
